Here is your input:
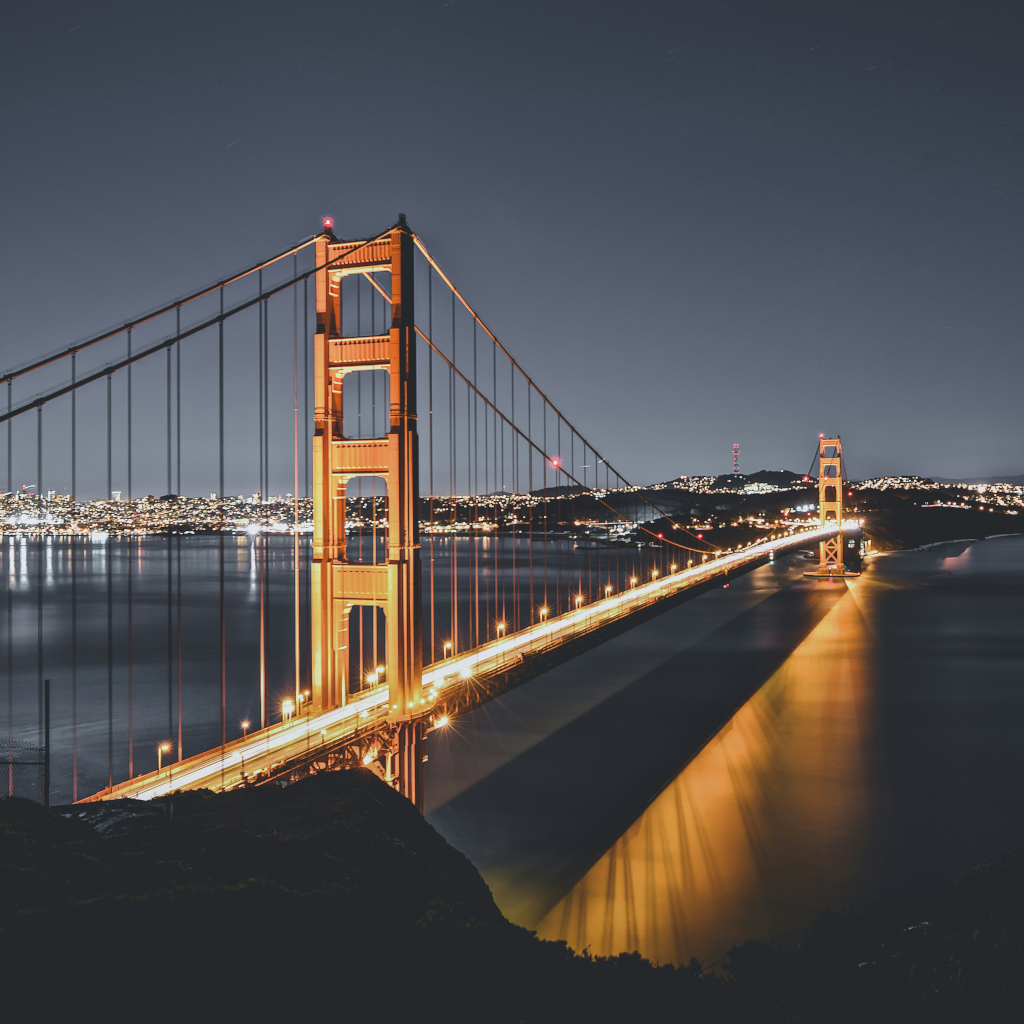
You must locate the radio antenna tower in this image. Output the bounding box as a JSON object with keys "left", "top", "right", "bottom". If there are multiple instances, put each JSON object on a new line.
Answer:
{"left": 732, "top": 443, "right": 740, "bottom": 475}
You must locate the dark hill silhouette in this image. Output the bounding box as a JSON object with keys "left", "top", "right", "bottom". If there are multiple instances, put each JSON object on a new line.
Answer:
{"left": 3, "top": 769, "right": 1023, "bottom": 1021}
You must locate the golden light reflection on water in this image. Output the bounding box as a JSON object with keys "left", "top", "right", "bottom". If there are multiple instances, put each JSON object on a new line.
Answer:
{"left": 536, "top": 581, "right": 877, "bottom": 966}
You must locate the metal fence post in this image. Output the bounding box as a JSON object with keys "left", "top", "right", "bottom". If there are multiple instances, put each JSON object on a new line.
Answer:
{"left": 43, "top": 679, "right": 50, "bottom": 810}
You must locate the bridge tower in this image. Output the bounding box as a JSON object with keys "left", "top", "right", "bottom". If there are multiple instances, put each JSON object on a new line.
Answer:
{"left": 311, "top": 217, "right": 424, "bottom": 808}
{"left": 805, "top": 435, "right": 859, "bottom": 578}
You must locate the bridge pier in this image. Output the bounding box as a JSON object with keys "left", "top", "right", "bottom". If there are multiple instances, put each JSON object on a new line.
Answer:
{"left": 385, "top": 721, "right": 425, "bottom": 812}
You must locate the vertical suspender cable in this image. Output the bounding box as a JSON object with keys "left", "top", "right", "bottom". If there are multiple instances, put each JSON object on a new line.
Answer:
{"left": 267, "top": 287, "right": 272, "bottom": 497}
{"left": 219, "top": 288, "right": 226, "bottom": 747}
{"left": 304, "top": 277, "right": 309, "bottom": 498}
{"left": 5, "top": 382, "right": 10, "bottom": 797}
{"left": 493, "top": 336, "right": 499, "bottom": 629}
{"left": 293, "top": 262, "right": 300, "bottom": 706}
{"left": 128, "top": 329, "right": 133, "bottom": 500}
{"left": 450, "top": 290, "right": 457, "bottom": 653}
{"left": 176, "top": 530, "right": 182, "bottom": 761}
{"left": 510, "top": 365, "right": 516, "bottom": 630}
{"left": 36, "top": 407, "right": 42, "bottom": 749}
{"left": 374, "top": 356, "right": 379, "bottom": 676}
{"left": 527, "top": 382, "right": 532, "bottom": 636}
{"left": 71, "top": 352, "right": 77, "bottom": 801}
{"left": 127, "top": 534, "right": 133, "bottom": 779}
{"left": 355, "top": 279, "right": 363, "bottom": 689}
{"left": 127, "top": 329, "right": 133, "bottom": 779}
{"left": 263, "top": 298, "right": 271, "bottom": 707}
{"left": 106, "top": 372, "right": 113, "bottom": 788}
{"left": 175, "top": 309, "right": 182, "bottom": 761}
{"left": 483, "top": 327, "right": 489, "bottom": 636}
{"left": 260, "top": 532, "right": 266, "bottom": 725}
{"left": 258, "top": 292, "right": 266, "bottom": 729}
{"left": 303, "top": 276, "right": 309, "bottom": 694}
{"left": 472, "top": 322, "right": 478, "bottom": 649}
{"left": 258, "top": 272, "right": 264, "bottom": 502}
{"left": 176, "top": 307, "right": 181, "bottom": 494}
{"left": 166, "top": 340, "right": 172, "bottom": 493}
{"left": 543, "top": 401, "right": 548, "bottom": 609}
{"left": 428, "top": 270, "right": 435, "bottom": 663}
{"left": 166, "top": 330, "right": 173, "bottom": 760}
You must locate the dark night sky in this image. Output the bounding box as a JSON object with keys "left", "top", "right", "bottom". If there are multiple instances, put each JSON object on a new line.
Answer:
{"left": 1, "top": 0, "right": 1021, "bottom": 490}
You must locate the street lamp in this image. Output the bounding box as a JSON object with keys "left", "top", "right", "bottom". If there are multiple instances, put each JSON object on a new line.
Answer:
{"left": 670, "top": 564, "right": 677, "bottom": 572}
{"left": 651, "top": 569, "right": 658, "bottom": 580}
{"left": 282, "top": 699, "right": 295, "bottom": 722}
{"left": 539, "top": 606, "right": 548, "bottom": 622}
{"left": 575, "top": 595, "right": 583, "bottom": 609}
{"left": 496, "top": 622, "right": 506, "bottom": 637}
{"left": 157, "top": 742, "right": 171, "bottom": 772}
{"left": 630, "top": 576, "right": 638, "bottom": 589}
{"left": 443, "top": 640, "right": 453, "bottom": 657}
{"left": 241, "top": 720, "right": 250, "bottom": 739}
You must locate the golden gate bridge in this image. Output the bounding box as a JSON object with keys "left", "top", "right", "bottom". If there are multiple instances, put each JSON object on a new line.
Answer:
{"left": 1, "top": 218, "right": 852, "bottom": 810}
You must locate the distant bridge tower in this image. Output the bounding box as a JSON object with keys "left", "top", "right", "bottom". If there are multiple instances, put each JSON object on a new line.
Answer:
{"left": 732, "top": 443, "right": 740, "bottom": 475}
{"left": 805, "top": 435, "right": 859, "bottom": 578}
{"left": 311, "top": 216, "right": 424, "bottom": 808}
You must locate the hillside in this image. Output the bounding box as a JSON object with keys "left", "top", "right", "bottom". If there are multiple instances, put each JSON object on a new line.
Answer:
{"left": 3, "top": 769, "right": 1023, "bottom": 1021}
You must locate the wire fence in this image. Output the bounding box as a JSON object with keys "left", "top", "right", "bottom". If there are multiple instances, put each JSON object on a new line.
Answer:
{"left": 2, "top": 739, "right": 45, "bottom": 803}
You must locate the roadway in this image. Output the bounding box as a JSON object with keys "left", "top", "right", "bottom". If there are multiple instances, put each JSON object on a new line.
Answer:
{"left": 80, "top": 523, "right": 848, "bottom": 802}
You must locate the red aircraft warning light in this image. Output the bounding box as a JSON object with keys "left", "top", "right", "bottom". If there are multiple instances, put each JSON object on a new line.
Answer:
{"left": 323, "top": 217, "right": 333, "bottom": 231}
{"left": 550, "top": 456, "right": 561, "bottom": 469}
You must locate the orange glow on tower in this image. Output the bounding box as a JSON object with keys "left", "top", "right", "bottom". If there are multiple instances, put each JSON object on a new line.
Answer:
{"left": 804, "top": 435, "right": 858, "bottom": 578}
{"left": 311, "top": 216, "right": 424, "bottom": 807}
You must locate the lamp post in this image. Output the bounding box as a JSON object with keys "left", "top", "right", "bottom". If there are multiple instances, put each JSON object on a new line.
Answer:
{"left": 282, "top": 699, "right": 294, "bottom": 722}
{"left": 605, "top": 584, "right": 613, "bottom": 598}
{"left": 241, "top": 720, "right": 250, "bottom": 739}
{"left": 157, "top": 743, "right": 170, "bottom": 772}
{"left": 496, "top": 622, "right": 506, "bottom": 638}
{"left": 539, "top": 606, "right": 548, "bottom": 622}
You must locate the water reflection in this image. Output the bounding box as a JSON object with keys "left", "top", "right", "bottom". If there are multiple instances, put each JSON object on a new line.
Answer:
{"left": 536, "top": 580, "right": 876, "bottom": 966}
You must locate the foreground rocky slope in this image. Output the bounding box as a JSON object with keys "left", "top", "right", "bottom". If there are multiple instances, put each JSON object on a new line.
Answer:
{"left": 2, "top": 770, "right": 1022, "bottom": 1021}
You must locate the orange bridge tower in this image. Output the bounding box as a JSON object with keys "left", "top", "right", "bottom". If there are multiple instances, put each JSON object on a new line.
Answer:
{"left": 311, "top": 216, "right": 425, "bottom": 808}
{"left": 804, "top": 435, "right": 859, "bottom": 579}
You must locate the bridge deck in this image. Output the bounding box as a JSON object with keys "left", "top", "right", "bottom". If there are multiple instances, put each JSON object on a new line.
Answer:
{"left": 80, "top": 526, "right": 840, "bottom": 802}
